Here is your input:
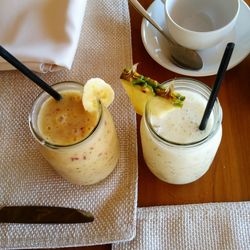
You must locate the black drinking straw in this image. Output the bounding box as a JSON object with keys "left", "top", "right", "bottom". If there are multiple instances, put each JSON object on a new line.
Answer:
{"left": 199, "top": 42, "right": 235, "bottom": 130}
{"left": 0, "top": 45, "right": 62, "bottom": 101}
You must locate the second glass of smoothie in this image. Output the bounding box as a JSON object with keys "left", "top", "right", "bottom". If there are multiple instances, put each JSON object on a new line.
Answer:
{"left": 29, "top": 81, "right": 120, "bottom": 185}
{"left": 140, "top": 78, "right": 222, "bottom": 185}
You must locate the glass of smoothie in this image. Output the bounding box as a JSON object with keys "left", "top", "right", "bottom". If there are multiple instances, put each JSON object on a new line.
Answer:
{"left": 140, "top": 78, "right": 222, "bottom": 185}
{"left": 29, "top": 81, "right": 120, "bottom": 185}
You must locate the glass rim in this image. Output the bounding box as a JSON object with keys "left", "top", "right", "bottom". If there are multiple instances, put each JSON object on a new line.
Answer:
{"left": 144, "top": 77, "right": 222, "bottom": 148}
{"left": 29, "top": 81, "right": 102, "bottom": 149}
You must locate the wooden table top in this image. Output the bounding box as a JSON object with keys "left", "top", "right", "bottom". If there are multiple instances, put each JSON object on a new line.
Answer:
{"left": 52, "top": 1, "right": 250, "bottom": 249}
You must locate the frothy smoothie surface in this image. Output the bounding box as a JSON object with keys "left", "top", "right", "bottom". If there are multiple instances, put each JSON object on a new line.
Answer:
{"left": 38, "top": 90, "right": 98, "bottom": 145}
{"left": 151, "top": 89, "right": 214, "bottom": 144}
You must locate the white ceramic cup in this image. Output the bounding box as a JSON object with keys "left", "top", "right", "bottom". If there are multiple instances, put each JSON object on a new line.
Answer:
{"left": 161, "top": 0, "right": 240, "bottom": 50}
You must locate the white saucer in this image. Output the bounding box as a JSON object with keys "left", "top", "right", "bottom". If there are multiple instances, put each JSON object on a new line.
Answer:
{"left": 141, "top": 0, "right": 250, "bottom": 77}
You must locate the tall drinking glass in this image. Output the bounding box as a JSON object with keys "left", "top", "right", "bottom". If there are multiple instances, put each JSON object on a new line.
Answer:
{"left": 29, "top": 81, "right": 120, "bottom": 185}
{"left": 140, "top": 78, "right": 222, "bottom": 184}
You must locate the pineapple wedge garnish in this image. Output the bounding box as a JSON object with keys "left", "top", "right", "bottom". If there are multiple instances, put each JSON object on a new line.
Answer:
{"left": 120, "top": 64, "right": 185, "bottom": 116}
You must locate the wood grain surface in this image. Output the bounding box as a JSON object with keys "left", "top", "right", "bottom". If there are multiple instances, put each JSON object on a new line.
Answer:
{"left": 47, "top": 0, "right": 250, "bottom": 249}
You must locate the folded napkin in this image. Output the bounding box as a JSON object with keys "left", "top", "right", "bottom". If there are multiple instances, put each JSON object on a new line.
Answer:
{"left": 113, "top": 202, "right": 250, "bottom": 250}
{"left": 0, "top": 0, "right": 87, "bottom": 73}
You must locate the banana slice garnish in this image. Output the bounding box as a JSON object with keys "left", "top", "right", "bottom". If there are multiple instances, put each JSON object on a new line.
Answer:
{"left": 82, "top": 78, "right": 114, "bottom": 112}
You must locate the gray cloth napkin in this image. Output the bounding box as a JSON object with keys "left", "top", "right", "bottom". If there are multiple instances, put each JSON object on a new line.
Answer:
{"left": 113, "top": 202, "right": 250, "bottom": 250}
{"left": 0, "top": 0, "right": 137, "bottom": 248}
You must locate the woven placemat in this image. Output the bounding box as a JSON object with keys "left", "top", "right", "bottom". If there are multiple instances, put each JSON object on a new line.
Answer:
{"left": 0, "top": 0, "right": 137, "bottom": 248}
{"left": 112, "top": 202, "right": 250, "bottom": 250}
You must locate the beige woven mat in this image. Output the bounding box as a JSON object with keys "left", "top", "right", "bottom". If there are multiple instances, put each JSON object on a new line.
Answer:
{"left": 112, "top": 202, "right": 250, "bottom": 250}
{"left": 0, "top": 0, "right": 137, "bottom": 248}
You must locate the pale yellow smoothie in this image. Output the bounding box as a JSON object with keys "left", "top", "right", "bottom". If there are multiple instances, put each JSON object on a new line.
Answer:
{"left": 29, "top": 81, "right": 120, "bottom": 185}
{"left": 140, "top": 78, "right": 222, "bottom": 184}
{"left": 38, "top": 90, "right": 98, "bottom": 145}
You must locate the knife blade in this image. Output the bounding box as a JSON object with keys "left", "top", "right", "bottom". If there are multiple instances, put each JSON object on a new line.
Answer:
{"left": 0, "top": 206, "right": 94, "bottom": 224}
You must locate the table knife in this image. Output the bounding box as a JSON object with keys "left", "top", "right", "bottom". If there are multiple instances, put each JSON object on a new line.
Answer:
{"left": 0, "top": 206, "right": 94, "bottom": 224}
